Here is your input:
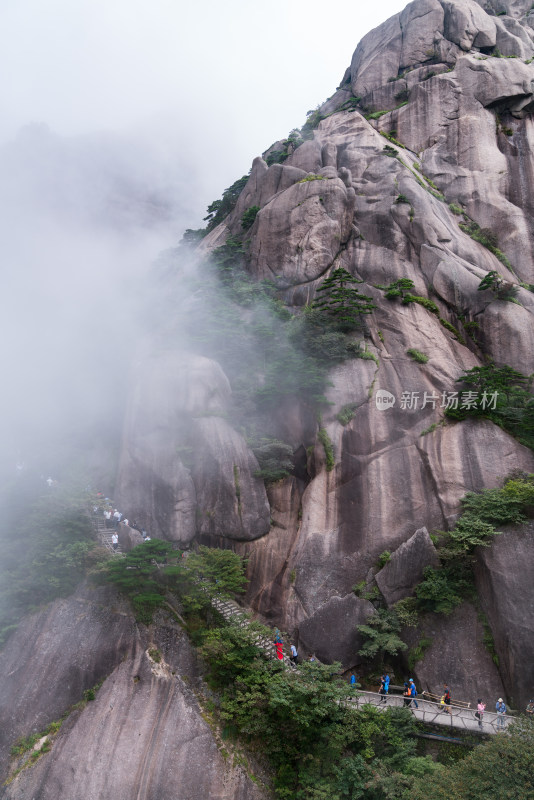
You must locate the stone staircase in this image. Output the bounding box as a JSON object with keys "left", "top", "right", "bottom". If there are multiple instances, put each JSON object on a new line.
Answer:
{"left": 210, "top": 595, "right": 295, "bottom": 669}
{"left": 91, "top": 515, "right": 123, "bottom": 555}
{"left": 88, "top": 515, "right": 511, "bottom": 734}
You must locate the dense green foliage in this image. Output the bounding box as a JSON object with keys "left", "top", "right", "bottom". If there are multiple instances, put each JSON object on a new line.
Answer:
{"left": 445, "top": 363, "right": 534, "bottom": 450}
{"left": 199, "top": 620, "right": 430, "bottom": 800}
{"left": 357, "top": 609, "right": 408, "bottom": 662}
{"left": 103, "top": 543, "right": 247, "bottom": 624}
{"left": 241, "top": 205, "right": 260, "bottom": 230}
{"left": 203, "top": 175, "right": 249, "bottom": 232}
{"left": 252, "top": 439, "right": 294, "bottom": 483}
{"left": 411, "top": 717, "right": 534, "bottom": 800}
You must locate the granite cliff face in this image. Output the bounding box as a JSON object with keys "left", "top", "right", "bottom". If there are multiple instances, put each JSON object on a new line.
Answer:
{"left": 112, "top": 0, "right": 534, "bottom": 706}
{"left": 0, "top": 584, "right": 266, "bottom": 799}
{"left": 4, "top": 1, "right": 534, "bottom": 795}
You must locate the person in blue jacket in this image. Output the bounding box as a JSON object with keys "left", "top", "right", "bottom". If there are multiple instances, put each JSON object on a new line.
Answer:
{"left": 496, "top": 698, "right": 506, "bottom": 729}
{"left": 409, "top": 678, "right": 419, "bottom": 708}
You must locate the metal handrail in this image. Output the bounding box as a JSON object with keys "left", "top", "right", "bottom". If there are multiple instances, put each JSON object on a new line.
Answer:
{"left": 348, "top": 690, "right": 511, "bottom": 734}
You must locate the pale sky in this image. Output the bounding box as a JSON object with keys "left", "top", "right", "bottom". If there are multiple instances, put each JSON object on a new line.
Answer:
{"left": 0, "top": 0, "right": 408, "bottom": 226}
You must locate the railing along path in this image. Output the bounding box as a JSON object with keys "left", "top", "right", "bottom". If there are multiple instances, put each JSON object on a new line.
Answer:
{"left": 90, "top": 513, "right": 511, "bottom": 735}
{"left": 348, "top": 690, "right": 510, "bottom": 735}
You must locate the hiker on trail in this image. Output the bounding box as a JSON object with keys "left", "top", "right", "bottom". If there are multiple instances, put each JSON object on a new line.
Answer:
{"left": 409, "top": 679, "right": 419, "bottom": 709}
{"left": 379, "top": 673, "right": 390, "bottom": 703}
{"left": 475, "top": 699, "right": 485, "bottom": 729}
{"left": 111, "top": 532, "right": 118, "bottom": 551}
{"left": 403, "top": 682, "right": 411, "bottom": 706}
{"left": 526, "top": 699, "right": 534, "bottom": 717}
{"left": 350, "top": 672, "right": 358, "bottom": 687}
{"left": 104, "top": 509, "right": 112, "bottom": 528}
{"left": 496, "top": 698, "right": 506, "bottom": 729}
{"left": 290, "top": 644, "right": 298, "bottom": 664}
{"left": 274, "top": 629, "right": 284, "bottom": 660}
{"left": 113, "top": 510, "right": 121, "bottom": 528}
{"left": 441, "top": 684, "right": 452, "bottom": 714}
{"left": 122, "top": 518, "right": 129, "bottom": 527}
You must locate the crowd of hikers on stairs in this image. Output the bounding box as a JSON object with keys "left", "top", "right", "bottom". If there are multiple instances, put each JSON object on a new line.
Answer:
{"left": 92, "top": 497, "right": 152, "bottom": 552}
{"left": 89, "top": 496, "right": 534, "bottom": 730}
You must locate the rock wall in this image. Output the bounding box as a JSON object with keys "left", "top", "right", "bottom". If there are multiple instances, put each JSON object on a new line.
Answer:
{"left": 0, "top": 582, "right": 136, "bottom": 783}
{"left": 115, "top": 0, "right": 534, "bottom": 704}
{"left": 0, "top": 585, "right": 267, "bottom": 800}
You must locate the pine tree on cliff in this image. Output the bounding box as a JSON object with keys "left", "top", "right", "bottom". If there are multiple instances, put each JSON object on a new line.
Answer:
{"left": 313, "top": 267, "right": 376, "bottom": 332}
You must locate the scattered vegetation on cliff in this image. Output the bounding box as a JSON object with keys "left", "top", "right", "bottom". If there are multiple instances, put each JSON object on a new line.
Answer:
{"left": 458, "top": 218, "right": 512, "bottom": 269}
{"left": 478, "top": 269, "right": 518, "bottom": 302}
{"left": 415, "top": 474, "right": 534, "bottom": 615}
{"left": 446, "top": 363, "right": 534, "bottom": 450}
{"left": 252, "top": 439, "right": 294, "bottom": 484}
{"left": 336, "top": 403, "right": 358, "bottom": 426}
{"left": 318, "top": 426, "right": 335, "bottom": 472}
{"left": 407, "top": 348, "right": 429, "bottom": 364}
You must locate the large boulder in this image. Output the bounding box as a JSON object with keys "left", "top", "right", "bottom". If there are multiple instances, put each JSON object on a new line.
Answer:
{"left": 297, "top": 593, "right": 375, "bottom": 667}
{"left": 191, "top": 417, "right": 271, "bottom": 541}
{"left": 375, "top": 527, "right": 440, "bottom": 606}
{"left": 116, "top": 352, "right": 270, "bottom": 543}
{"left": 117, "top": 522, "right": 144, "bottom": 551}
{"left": 248, "top": 175, "right": 356, "bottom": 284}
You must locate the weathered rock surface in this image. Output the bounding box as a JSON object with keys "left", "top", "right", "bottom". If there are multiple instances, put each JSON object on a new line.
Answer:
{"left": 117, "top": 522, "right": 144, "bottom": 551}
{"left": 297, "top": 593, "right": 375, "bottom": 668}
{"left": 474, "top": 521, "right": 534, "bottom": 709}
{"left": 114, "top": 0, "right": 534, "bottom": 704}
{"left": 192, "top": 417, "right": 270, "bottom": 541}
{"left": 376, "top": 527, "right": 440, "bottom": 605}
{"left": 248, "top": 174, "right": 356, "bottom": 285}
{"left": 116, "top": 352, "right": 270, "bottom": 543}
{"left": 0, "top": 582, "right": 136, "bottom": 783}
{"left": 410, "top": 601, "right": 506, "bottom": 703}
{"left": 0, "top": 591, "right": 267, "bottom": 800}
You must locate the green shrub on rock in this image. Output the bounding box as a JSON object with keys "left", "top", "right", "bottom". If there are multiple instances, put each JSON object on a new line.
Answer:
{"left": 241, "top": 205, "right": 260, "bottom": 230}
